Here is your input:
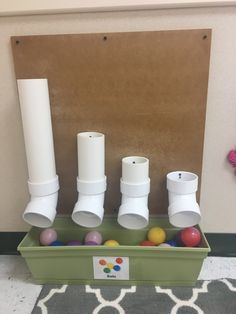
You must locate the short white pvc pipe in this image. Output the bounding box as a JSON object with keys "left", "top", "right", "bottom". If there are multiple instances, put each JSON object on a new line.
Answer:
{"left": 72, "top": 192, "right": 105, "bottom": 228}
{"left": 118, "top": 194, "right": 149, "bottom": 229}
{"left": 167, "top": 171, "right": 201, "bottom": 228}
{"left": 72, "top": 132, "right": 106, "bottom": 227}
{"left": 17, "top": 79, "right": 59, "bottom": 227}
{"left": 118, "top": 156, "right": 150, "bottom": 230}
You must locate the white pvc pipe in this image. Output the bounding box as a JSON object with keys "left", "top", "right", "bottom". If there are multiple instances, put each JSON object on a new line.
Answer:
{"left": 118, "top": 194, "right": 149, "bottom": 229}
{"left": 78, "top": 132, "right": 105, "bottom": 181}
{"left": 23, "top": 193, "right": 58, "bottom": 228}
{"left": 167, "top": 171, "right": 201, "bottom": 228}
{"left": 17, "top": 79, "right": 56, "bottom": 183}
{"left": 17, "top": 78, "right": 59, "bottom": 228}
{"left": 73, "top": 192, "right": 105, "bottom": 228}
{"left": 72, "top": 132, "right": 106, "bottom": 227}
{"left": 118, "top": 156, "right": 150, "bottom": 229}
{"left": 122, "top": 156, "right": 149, "bottom": 183}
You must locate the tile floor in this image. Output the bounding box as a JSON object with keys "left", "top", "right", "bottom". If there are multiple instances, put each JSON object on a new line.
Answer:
{"left": 1, "top": 255, "right": 236, "bottom": 314}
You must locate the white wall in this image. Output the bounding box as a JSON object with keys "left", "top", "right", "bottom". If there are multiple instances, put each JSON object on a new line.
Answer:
{"left": 0, "top": 6, "right": 236, "bottom": 232}
{"left": 1, "top": 0, "right": 236, "bottom": 16}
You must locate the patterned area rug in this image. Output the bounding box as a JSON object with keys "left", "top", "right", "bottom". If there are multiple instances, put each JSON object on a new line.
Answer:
{"left": 32, "top": 279, "right": 236, "bottom": 314}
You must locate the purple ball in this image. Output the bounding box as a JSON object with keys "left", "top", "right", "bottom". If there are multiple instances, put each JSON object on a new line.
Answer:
{"left": 40, "top": 228, "right": 57, "bottom": 246}
{"left": 84, "top": 231, "right": 102, "bottom": 245}
{"left": 67, "top": 240, "right": 82, "bottom": 246}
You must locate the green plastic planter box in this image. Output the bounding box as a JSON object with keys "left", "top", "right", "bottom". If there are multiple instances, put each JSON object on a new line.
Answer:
{"left": 18, "top": 216, "right": 210, "bottom": 286}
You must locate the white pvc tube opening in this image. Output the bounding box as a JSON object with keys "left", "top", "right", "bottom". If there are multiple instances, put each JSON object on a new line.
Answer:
{"left": 17, "top": 79, "right": 59, "bottom": 227}
{"left": 167, "top": 171, "right": 201, "bottom": 228}
{"left": 23, "top": 193, "right": 58, "bottom": 228}
{"left": 72, "top": 193, "right": 105, "bottom": 228}
{"left": 118, "top": 156, "right": 150, "bottom": 230}
{"left": 118, "top": 195, "right": 149, "bottom": 229}
{"left": 72, "top": 132, "right": 106, "bottom": 227}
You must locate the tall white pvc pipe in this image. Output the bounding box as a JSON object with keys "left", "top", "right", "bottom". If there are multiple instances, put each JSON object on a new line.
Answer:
{"left": 118, "top": 156, "right": 150, "bottom": 229}
{"left": 17, "top": 79, "right": 56, "bottom": 182}
{"left": 72, "top": 132, "right": 106, "bottom": 227}
{"left": 17, "top": 79, "right": 59, "bottom": 228}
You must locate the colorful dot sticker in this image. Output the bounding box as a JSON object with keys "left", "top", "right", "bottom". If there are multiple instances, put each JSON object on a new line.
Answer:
{"left": 113, "top": 265, "right": 121, "bottom": 271}
{"left": 107, "top": 263, "right": 114, "bottom": 269}
{"left": 93, "top": 256, "right": 129, "bottom": 280}
{"left": 116, "top": 257, "right": 123, "bottom": 264}
{"left": 99, "top": 259, "right": 106, "bottom": 266}
{"left": 99, "top": 257, "right": 123, "bottom": 274}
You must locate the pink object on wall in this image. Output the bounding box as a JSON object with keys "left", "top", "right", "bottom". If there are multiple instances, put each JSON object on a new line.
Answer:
{"left": 228, "top": 150, "right": 236, "bottom": 167}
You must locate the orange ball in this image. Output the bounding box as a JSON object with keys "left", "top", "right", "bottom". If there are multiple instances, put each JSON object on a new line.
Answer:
{"left": 147, "top": 227, "right": 166, "bottom": 245}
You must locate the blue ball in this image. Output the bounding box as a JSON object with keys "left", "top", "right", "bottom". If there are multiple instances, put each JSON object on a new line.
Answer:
{"left": 166, "top": 240, "right": 178, "bottom": 247}
{"left": 50, "top": 240, "right": 64, "bottom": 246}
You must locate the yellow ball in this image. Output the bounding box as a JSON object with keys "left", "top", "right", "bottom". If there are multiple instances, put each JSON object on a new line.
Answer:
{"left": 147, "top": 227, "right": 166, "bottom": 245}
{"left": 104, "top": 240, "right": 120, "bottom": 247}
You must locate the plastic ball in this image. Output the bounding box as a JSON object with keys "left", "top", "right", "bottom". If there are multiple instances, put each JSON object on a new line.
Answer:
{"left": 166, "top": 239, "right": 178, "bottom": 247}
{"left": 158, "top": 243, "right": 171, "bottom": 247}
{"left": 84, "top": 231, "right": 102, "bottom": 245}
{"left": 139, "top": 240, "right": 156, "bottom": 246}
{"left": 179, "top": 227, "right": 201, "bottom": 247}
{"left": 50, "top": 240, "right": 64, "bottom": 246}
{"left": 67, "top": 240, "right": 82, "bottom": 246}
{"left": 104, "top": 240, "right": 120, "bottom": 247}
{"left": 39, "top": 228, "right": 57, "bottom": 246}
{"left": 147, "top": 227, "right": 166, "bottom": 245}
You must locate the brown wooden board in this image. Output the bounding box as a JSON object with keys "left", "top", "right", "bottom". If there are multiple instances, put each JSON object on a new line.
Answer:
{"left": 11, "top": 30, "right": 211, "bottom": 215}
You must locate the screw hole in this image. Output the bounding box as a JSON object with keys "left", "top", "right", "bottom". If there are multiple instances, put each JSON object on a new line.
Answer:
{"left": 103, "top": 36, "right": 107, "bottom": 41}
{"left": 132, "top": 161, "right": 136, "bottom": 164}
{"left": 16, "top": 40, "right": 20, "bottom": 45}
{"left": 203, "top": 35, "right": 207, "bottom": 40}
{"left": 178, "top": 173, "right": 182, "bottom": 179}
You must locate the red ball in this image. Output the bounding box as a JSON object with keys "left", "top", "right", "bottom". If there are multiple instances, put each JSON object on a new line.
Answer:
{"left": 179, "top": 227, "right": 201, "bottom": 247}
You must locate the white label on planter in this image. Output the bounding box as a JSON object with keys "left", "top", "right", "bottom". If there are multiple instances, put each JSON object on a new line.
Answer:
{"left": 93, "top": 256, "right": 129, "bottom": 280}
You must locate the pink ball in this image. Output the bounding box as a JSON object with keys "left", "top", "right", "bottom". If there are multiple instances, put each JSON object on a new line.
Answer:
{"left": 40, "top": 228, "right": 57, "bottom": 246}
{"left": 84, "top": 231, "right": 102, "bottom": 245}
{"left": 180, "top": 227, "right": 201, "bottom": 247}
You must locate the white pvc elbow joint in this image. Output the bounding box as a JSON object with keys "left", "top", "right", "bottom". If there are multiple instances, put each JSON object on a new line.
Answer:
{"left": 118, "top": 179, "right": 150, "bottom": 230}
{"left": 72, "top": 177, "right": 106, "bottom": 228}
{"left": 23, "top": 176, "right": 59, "bottom": 228}
{"left": 167, "top": 171, "right": 201, "bottom": 228}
